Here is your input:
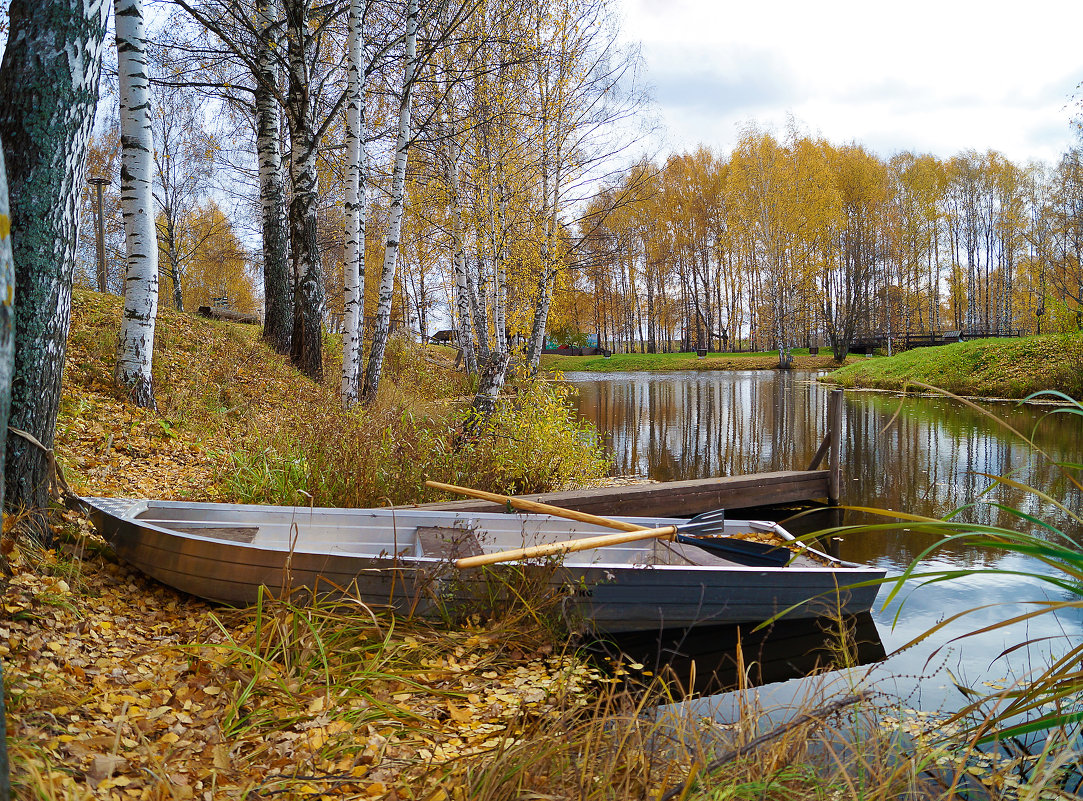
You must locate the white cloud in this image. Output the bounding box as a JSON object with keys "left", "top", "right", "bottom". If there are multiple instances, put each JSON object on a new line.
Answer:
{"left": 619, "top": 0, "right": 1083, "bottom": 163}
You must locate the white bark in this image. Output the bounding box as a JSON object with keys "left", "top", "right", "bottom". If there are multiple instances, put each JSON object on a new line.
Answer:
{"left": 491, "top": 182, "right": 508, "bottom": 354}
{"left": 448, "top": 152, "right": 476, "bottom": 374}
{"left": 362, "top": 0, "right": 418, "bottom": 402}
{"left": 342, "top": 0, "right": 367, "bottom": 405}
{"left": 114, "top": 0, "right": 159, "bottom": 408}
{"left": 0, "top": 0, "right": 110, "bottom": 513}
{"left": 524, "top": 148, "right": 562, "bottom": 375}
{"left": 285, "top": 0, "right": 326, "bottom": 382}
{"left": 255, "top": 0, "right": 292, "bottom": 354}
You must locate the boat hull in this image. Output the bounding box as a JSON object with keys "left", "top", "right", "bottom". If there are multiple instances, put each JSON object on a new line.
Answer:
{"left": 86, "top": 498, "right": 885, "bottom": 633}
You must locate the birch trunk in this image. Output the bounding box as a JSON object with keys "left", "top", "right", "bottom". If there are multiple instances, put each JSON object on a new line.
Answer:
{"left": 341, "top": 0, "right": 367, "bottom": 404}
{"left": 285, "top": 0, "right": 325, "bottom": 382}
{"left": 462, "top": 351, "right": 510, "bottom": 438}
{"left": 442, "top": 68, "right": 475, "bottom": 374}
{"left": 256, "top": 0, "right": 292, "bottom": 355}
{"left": 467, "top": 260, "right": 491, "bottom": 360}
{"left": 524, "top": 155, "right": 561, "bottom": 376}
{"left": 449, "top": 155, "right": 476, "bottom": 374}
{"left": 114, "top": 0, "right": 159, "bottom": 408}
{"left": 491, "top": 183, "right": 508, "bottom": 354}
{"left": 362, "top": 0, "right": 418, "bottom": 402}
{"left": 0, "top": 0, "right": 109, "bottom": 515}
{"left": 163, "top": 214, "right": 183, "bottom": 309}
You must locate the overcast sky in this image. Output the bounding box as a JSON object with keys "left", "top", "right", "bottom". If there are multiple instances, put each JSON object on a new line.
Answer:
{"left": 620, "top": 0, "right": 1082, "bottom": 165}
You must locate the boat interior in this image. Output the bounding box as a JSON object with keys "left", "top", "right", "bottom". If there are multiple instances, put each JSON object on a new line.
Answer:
{"left": 107, "top": 499, "right": 834, "bottom": 570}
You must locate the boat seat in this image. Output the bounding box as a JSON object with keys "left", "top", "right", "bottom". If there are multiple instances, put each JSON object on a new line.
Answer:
{"left": 162, "top": 524, "right": 259, "bottom": 544}
{"left": 416, "top": 526, "right": 483, "bottom": 560}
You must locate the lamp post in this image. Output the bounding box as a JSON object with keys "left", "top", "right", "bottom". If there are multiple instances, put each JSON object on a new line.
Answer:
{"left": 88, "top": 176, "right": 110, "bottom": 292}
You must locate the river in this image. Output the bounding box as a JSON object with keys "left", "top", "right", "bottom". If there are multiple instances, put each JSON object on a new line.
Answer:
{"left": 562, "top": 369, "right": 1083, "bottom": 709}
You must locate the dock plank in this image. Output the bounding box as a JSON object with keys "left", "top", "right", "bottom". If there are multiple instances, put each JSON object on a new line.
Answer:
{"left": 403, "top": 470, "right": 830, "bottom": 517}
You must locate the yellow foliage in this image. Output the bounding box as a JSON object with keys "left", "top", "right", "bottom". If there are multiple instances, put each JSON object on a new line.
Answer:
{"left": 158, "top": 200, "right": 257, "bottom": 314}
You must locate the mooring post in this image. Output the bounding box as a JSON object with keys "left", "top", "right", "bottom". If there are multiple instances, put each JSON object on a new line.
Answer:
{"left": 827, "top": 388, "right": 843, "bottom": 503}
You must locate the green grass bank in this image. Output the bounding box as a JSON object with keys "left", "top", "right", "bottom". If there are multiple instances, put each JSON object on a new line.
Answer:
{"left": 540, "top": 348, "right": 860, "bottom": 373}
{"left": 823, "top": 334, "right": 1083, "bottom": 399}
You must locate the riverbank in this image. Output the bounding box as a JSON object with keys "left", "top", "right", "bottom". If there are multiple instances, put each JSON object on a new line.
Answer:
{"left": 540, "top": 349, "right": 861, "bottom": 373}
{"left": 4, "top": 294, "right": 1059, "bottom": 798}
{"left": 822, "top": 335, "right": 1083, "bottom": 400}
{"left": 4, "top": 291, "right": 614, "bottom": 796}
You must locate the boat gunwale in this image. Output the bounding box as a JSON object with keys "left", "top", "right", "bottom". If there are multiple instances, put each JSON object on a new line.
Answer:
{"left": 84, "top": 497, "right": 880, "bottom": 576}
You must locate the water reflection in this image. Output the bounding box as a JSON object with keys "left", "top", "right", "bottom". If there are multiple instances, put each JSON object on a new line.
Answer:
{"left": 584, "top": 613, "right": 886, "bottom": 697}
{"left": 573, "top": 370, "right": 823, "bottom": 482}
{"left": 566, "top": 370, "right": 1083, "bottom": 568}
{"left": 564, "top": 370, "right": 1083, "bottom": 702}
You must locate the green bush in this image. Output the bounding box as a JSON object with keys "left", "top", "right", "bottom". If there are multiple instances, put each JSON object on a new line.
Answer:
{"left": 220, "top": 377, "right": 609, "bottom": 508}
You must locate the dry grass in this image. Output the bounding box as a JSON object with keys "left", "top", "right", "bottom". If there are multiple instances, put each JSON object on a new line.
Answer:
{"left": 56, "top": 290, "right": 608, "bottom": 507}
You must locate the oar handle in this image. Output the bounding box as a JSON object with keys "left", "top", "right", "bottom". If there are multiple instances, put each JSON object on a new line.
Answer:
{"left": 455, "top": 525, "right": 678, "bottom": 569}
{"left": 425, "top": 480, "right": 645, "bottom": 533}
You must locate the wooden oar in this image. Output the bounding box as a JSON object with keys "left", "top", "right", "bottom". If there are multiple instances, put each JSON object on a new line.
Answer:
{"left": 424, "top": 480, "right": 788, "bottom": 569}
{"left": 454, "top": 524, "right": 684, "bottom": 568}
{"left": 424, "top": 480, "right": 646, "bottom": 533}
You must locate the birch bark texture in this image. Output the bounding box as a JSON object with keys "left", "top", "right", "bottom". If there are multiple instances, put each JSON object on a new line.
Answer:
{"left": 341, "top": 0, "right": 367, "bottom": 405}
{"left": 362, "top": 0, "right": 419, "bottom": 403}
{"left": 439, "top": 29, "right": 476, "bottom": 375}
{"left": 0, "top": 0, "right": 109, "bottom": 514}
{"left": 114, "top": 0, "right": 160, "bottom": 408}
{"left": 255, "top": 0, "right": 293, "bottom": 355}
{"left": 285, "top": 0, "right": 327, "bottom": 382}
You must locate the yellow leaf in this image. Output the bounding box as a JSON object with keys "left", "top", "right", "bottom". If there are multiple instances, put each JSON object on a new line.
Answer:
{"left": 446, "top": 701, "right": 472, "bottom": 723}
{"left": 213, "top": 744, "right": 230, "bottom": 770}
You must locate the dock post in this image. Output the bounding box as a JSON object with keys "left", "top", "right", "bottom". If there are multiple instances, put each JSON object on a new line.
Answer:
{"left": 827, "top": 389, "right": 843, "bottom": 503}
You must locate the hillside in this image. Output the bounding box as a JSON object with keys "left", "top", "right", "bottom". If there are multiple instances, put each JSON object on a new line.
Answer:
{"left": 823, "top": 335, "right": 1083, "bottom": 400}
{"left": 56, "top": 291, "right": 606, "bottom": 505}
{"left": 4, "top": 291, "right": 617, "bottom": 798}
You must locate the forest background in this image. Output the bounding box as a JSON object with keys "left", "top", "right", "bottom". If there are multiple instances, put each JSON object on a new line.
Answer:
{"left": 63, "top": 0, "right": 1083, "bottom": 379}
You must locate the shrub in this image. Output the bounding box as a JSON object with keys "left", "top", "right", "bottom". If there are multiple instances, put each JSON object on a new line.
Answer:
{"left": 221, "top": 373, "right": 609, "bottom": 508}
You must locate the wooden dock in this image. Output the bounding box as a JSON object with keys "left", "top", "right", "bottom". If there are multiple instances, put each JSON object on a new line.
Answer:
{"left": 408, "top": 469, "right": 832, "bottom": 518}
{"left": 405, "top": 389, "right": 846, "bottom": 518}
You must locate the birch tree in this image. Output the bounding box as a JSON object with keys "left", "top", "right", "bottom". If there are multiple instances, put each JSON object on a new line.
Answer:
{"left": 152, "top": 82, "right": 216, "bottom": 311}
{"left": 281, "top": 0, "right": 328, "bottom": 382}
{"left": 254, "top": 0, "right": 293, "bottom": 355}
{"left": 521, "top": 0, "right": 648, "bottom": 375}
{"left": 362, "top": 0, "right": 419, "bottom": 402}
{"left": 0, "top": 0, "right": 110, "bottom": 515}
{"left": 341, "top": 0, "right": 367, "bottom": 404}
{"left": 114, "top": 0, "right": 160, "bottom": 408}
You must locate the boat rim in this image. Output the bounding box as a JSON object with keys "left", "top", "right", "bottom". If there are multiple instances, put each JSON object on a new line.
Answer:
{"left": 83, "top": 496, "right": 873, "bottom": 573}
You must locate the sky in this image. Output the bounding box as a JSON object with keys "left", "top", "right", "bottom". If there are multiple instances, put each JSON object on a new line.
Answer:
{"left": 619, "top": 0, "right": 1082, "bottom": 165}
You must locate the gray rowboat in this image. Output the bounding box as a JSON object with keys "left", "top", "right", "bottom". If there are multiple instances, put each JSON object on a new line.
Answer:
{"left": 83, "top": 497, "right": 885, "bottom": 633}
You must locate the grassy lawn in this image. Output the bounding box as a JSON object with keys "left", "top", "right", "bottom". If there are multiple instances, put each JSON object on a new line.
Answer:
{"left": 540, "top": 349, "right": 860, "bottom": 372}
{"left": 824, "top": 335, "right": 1083, "bottom": 399}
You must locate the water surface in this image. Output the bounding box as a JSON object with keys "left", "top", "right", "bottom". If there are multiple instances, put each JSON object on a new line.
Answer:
{"left": 564, "top": 370, "right": 1083, "bottom": 707}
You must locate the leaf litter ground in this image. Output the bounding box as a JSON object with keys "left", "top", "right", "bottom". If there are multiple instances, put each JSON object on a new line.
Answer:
{"left": 5, "top": 293, "right": 619, "bottom": 799}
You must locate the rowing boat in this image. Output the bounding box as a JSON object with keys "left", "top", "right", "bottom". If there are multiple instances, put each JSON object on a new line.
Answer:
{"left": 82, "top": 497, "right": 885, "bottom": 633}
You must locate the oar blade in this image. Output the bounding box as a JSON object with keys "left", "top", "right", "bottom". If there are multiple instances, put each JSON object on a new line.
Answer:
{"left": 675, "top": 533, "right": 791, "bottom": 567}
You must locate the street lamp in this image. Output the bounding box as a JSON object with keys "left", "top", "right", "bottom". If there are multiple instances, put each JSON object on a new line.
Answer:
{"left": 87, "top": 175, "right": 110, "bottom": 293}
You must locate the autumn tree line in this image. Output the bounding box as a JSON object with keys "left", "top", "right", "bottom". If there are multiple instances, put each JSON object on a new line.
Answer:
{"left": 562, "top": 127, "right": 1083, "bottom": 363}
